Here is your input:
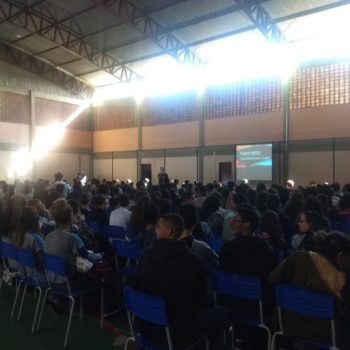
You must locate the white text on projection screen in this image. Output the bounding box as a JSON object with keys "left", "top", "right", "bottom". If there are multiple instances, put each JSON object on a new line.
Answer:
{"left": 236, "top": 144, "right": 272, "bottom": 181}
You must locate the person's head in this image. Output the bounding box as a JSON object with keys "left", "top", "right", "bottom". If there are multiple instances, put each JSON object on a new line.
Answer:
{"left": 314, "top": 231, "right": 350, "bottom": 271}
{"left": 266, "top": 194, "right": 281, "bottom": 212}
{"left": 156, "top": 213, "right": 184, "bottom": 240}
{"left": 15, "top": 206, "right": 40, "bottom": 248}
{"left": 259, "top": 210, "right": 284, "bottom": 241}
{"left": 231, "top": 206, "right": 259, "bottom": 236}
{"left": 92, "top": 195, "right": 109, "bottom": 210}
{"left": 67, "top": 199, "right": 79, "bottom": 217}
{"left": 144, "top": 203, "right": 160, "bottom": 227}
{"left": 231, "top": 192, "right": 249, "bottom": 209}
{"left": 200, "top": 194, "right": 221, "bottom": 221}
{"left": 178, "top": 203, "right": 198, "bottom": 230}
{"left": 298, "top": 210, "right": 324, "bottom": 233}
{"left": 118, "top": 194, "right": 130, "bottom": 208}
{"left": 339, "top": 193, "right": 350, "bottom": 210}
{"left": 50, "top": 198, "right": 73, "bottom": 228}
{"left": 54, "top": 172, "right": 63, "bottom": 181}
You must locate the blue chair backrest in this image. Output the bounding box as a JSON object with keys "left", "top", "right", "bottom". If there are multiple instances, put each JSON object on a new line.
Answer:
{"left": 276, "top": 249, "right": 286, "bottom": 263}
{"left": 1, "top": 242, "right": 18, "bottom": 261}
{"left": 212, "top": 270, "right": 261, "bottom": 300}
{"left": 17, "top": 249, "right": 36, "bottom": 269}
{"left": 112, "top": 240, "right": 142, "bottom": 260}
{"left": 43, "top": 253, "right": 68, "bottom": 277}
{"left": 105, "top": 225, "right": 126, "bottom": 240}
{"left": 276, "top": 284, "right": 334, "bottom": 319}
{"left": 207, "top": 236, "right": 224, "bottom": 253}
{"left": 124, "top": 287, "right": 168, "bottom": 326}
{"left": 88, "top": 221, "right": 104, "bottom": 234}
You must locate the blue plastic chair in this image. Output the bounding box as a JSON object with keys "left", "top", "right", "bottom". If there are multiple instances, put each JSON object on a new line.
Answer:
{"left": 87, "top": 221, "right": 104, "bottom": 235}
{"left": 123, "top": 287, "right": 209, "bottom": 350}
{"left": 0, "top": 241, "right": 21, "bottom": 319}
{"left": 271, "top": 284, "right": 338, "bottom": 350}
{"left": 16, "top": 249, "right": 48, "bottom": 333}
{"left": 207, "top": 236, "right": 224, "bottom": 253}
{"left": 37, "top": 253, "right": 93, "bottom": 348}
{"left": 104, "top": 225, "right": 126, "bottom": 240}
{"left": 211, "top": 270, "right": 271, "bottom": 350}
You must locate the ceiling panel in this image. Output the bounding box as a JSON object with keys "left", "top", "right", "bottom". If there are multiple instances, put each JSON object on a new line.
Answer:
{"left": 108, "top": 39, "right": 161, "bottom": 63}
{"left": 173, "top": 10, "right": 251, "bottom": 44}
{"left": 0, "top": 22, "right": 30, "bottom": 43}
{"left": 39, "top": 48, "right": 80, "bottom": 65}
{"left": 88, "top": 24, "right": 145, "bottom": 52}
{"left": 61, "top": 60, "right": 99, "bottom": 76}
{"left": 15, "top": 34, "right": 57, "bottom": 54}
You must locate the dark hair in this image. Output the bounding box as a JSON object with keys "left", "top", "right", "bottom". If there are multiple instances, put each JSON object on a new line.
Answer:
{"left": 266, "top": 194, "right": 281, "bottom": 211}
{"left": 179, "top": 203, "right": 198, "bottom": 230}
{"left": 119, "top": 194, "right": 130, "bottom": 207}
{"left": 200, "top": 195, "right": 220, "bottom": 221}
{"left": 92, "top": 195, "right": 107, "bottom": 208}
{"left": 301, "top": 210, "right": 325, "bottom": 232}
{"left": 67, "top": 199, "right": 79, "bottom": 215}
{"left": 236, "top": 205, "right": 259, "bottom": 232}
{"left": 54, "top": 172, "right": 63, "bottom": 181}
{"left": 339, "top": 194, "right": 350, "bottom": 210}
{"left": 314, "top": 231, "right": 350, "bottom": 258}
{"left": 129, "top": 195, "right": 152, "bottom": 231}
{"left": 303, "top": 196, "right": 322, "bottom": 214}
{"left": 161, "top": 213, "right": 184, "bottom": 239}
{"left": 259, "top": 211, "right": 284, "bottom": 243}
{"left": 14, "top": 206, "right": 39, "bottom": 248}
{"left": 50, "top": 198, "right": 72, "bottom": 227}
{"left": 232, "top": 193, "right": 249, "bottom": 207}
{"left": 144, "top": 203, "right": 160, "bottom": 226}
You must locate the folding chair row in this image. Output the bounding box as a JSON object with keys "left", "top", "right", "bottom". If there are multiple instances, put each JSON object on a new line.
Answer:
{"left": 211, "top": 270, "right": 339, "bottom": 350}
{"left": 0, "top": 241, "right": 98, "bottom": 348}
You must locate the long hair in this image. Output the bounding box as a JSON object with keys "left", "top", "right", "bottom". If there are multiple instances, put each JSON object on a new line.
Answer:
{"left": 14, "top": 206, "right": 39, "bottom": 248}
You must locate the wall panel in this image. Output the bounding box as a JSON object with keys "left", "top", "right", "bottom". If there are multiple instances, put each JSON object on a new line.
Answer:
{"left": 80, "top": 154, "right": 92, "bottom": 180}
{"left": 205, "top": 111, "right": 283, "bottom": 146}
{"left": 0, "top": 122, "right": 30, "bottom": 145}
{"left": 93, "top": 128, "right": 138, "bottom": 152}
{"left": 142, "top": 121, "right": 199, "bottom": 149}
{"left": 335, "top": 150, "right": 350, "bottom": 186}
{"left": 288, "top": 151, "right": 333, "bottom": 186}
{"left": 203, "top": 154, "right": 235, "bottom": 184}
{"left": 165, "top": 156, "right": 197, "bottom": 183}
{"left": 289, "top": 105, "right": 350, "bottom": 140}
{"left": 141, "top": 157, "right": 165, "bottom": 184}
{"left": 93, "top": 158, "right": 112, "bottom": 181}
{"left": 113, "top": 158, "right": 137, "bottom": 183}
{"left": 35, "top": 152, "right": 80, "bottom": 182}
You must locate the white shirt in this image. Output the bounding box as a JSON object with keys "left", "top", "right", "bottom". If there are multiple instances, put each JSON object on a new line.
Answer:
{"left": 109, "top": 207, "right": 131, "bottom": 230}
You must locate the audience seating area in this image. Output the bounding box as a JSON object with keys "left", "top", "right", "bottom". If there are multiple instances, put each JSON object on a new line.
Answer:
{"left": 1, "top": 177, "right": 350, "bottom": 350}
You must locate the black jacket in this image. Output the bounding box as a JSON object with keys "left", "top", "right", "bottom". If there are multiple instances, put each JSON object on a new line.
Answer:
{"left": 136, "top": 239, "right": 208, "bottom": 348}
{"left": 219, "top": 235, "right": 278, "bottom": 321}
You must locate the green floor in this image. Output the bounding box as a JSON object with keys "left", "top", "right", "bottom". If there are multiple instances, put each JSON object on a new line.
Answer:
{"left": 0, "top": 284, "right": 130, "bottom": 350}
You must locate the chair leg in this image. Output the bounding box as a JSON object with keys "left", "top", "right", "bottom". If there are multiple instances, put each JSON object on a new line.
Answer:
{"left": 100, "top": 285, "right": 104, "bottom": 329}
{"left": 271, "top": 331, "right": 283, "bottom": 350}
{"left": 64, "top": 296, "right": 75, "bottom": 348}
{"left": 260, "top": 325, "right": 271, "bottom": 350}
{"left": 10, "top": 280, "right": 23, "bottom": 320}
{"left": 36, "top": 287, "right": 50, "bottom": 332}
{"left": 123, "top": 337, "right": 133, "bottom": 350}
{"left": 17, "top": 283, "right": 28, "bottom": 320}
{"left": 80, "top": 296, "right": 83, "bottom": 320}
{"left": 31, "top": 287, "right": 42, "bottom": 334}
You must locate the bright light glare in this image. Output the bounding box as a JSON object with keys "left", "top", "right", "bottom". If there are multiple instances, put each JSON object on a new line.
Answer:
{"left": 92, "top": 4, "right": 350, "bottom": 103}
{"left": 6, "top": 101, "right": 90, "bottom": 179}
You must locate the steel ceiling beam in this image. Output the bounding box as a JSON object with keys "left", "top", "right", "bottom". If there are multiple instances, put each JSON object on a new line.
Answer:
{"left": 235, "top": 0, "right": 286, "bottom": 43}
{"left": 96, "top": 0, "right": 205, "bottom": 67}
{"left": 0, "top": 41, "right": 94, "bottom": 98}
{"left": 0, "top": 0, "right": 141, "bottom": 82}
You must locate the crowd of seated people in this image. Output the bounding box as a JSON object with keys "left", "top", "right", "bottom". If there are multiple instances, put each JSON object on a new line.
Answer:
{"left": 1, "top": 174, "right": 350, "bottom": 349}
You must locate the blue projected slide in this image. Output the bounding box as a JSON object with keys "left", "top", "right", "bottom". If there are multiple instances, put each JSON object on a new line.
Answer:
{"left": 236, "top": 144, "right": 272, "bottom": 181}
